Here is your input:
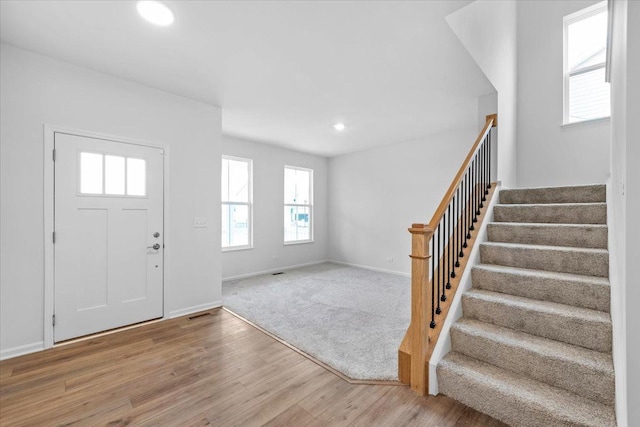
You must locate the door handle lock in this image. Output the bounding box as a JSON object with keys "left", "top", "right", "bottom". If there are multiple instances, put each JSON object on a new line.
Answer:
{"left": 147, "top": 243, "right": 161, "bottom": 250}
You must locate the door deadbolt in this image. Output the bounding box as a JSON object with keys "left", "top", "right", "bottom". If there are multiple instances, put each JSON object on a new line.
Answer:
{"left": 153, "top": 232, "right": 160, "bottom": 238}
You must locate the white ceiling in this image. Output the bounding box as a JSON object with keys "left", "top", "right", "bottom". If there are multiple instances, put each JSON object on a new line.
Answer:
{"left": 0, "top": 0, "right": 494, "bottom": 157}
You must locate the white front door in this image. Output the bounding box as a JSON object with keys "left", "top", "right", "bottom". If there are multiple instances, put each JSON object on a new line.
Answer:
{"left": 54, "top": 132, "right": 164, "bottom": 342}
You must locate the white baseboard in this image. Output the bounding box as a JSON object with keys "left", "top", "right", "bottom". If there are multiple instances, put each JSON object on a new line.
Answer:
{"left": 606, "top": 178, "right": 628, "bottom": 427}
{"left": 0, "top": 341, "right": 45, "bottom": 361}
{"left": 222, "top": 260, "right": 329, "bottom": 282}
{"left": 168, "top": 301, "right": 223, "bottom": 319}
{"left": 327, "top": 260, "right": 410, "bottom": 278}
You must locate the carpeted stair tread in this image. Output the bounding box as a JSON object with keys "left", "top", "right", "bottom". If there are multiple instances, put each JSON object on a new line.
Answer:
{"left": 480, "top": 241, "right": 609, "bottom": 277}
{"left": 451, "top": 318, "right": 614, "bottom": 405}
{"left": 499, "top": 184, "right": 606, "bottom": 204}
{"left": 487, "top": 222, "right": 608, "bottom": 249}
{"left": 472, "top": 264, "right": 610, "bottom": 312}
{"left": 493, "top": 203, "right": 606, "bottom": 224}
{"left": 437, "top": 352, "right": 616, "bottom": 427}
{"left": 462, "top": 289, "right": 611, "bottom": 352}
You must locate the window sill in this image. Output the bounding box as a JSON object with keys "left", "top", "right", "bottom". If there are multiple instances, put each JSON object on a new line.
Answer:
{"left": 562, "top": 116, "right": 610, "bottom": 128}
{"left": 283, "top": 240, "right": 314, "bottom": 246}
{"left": 222, "top": 246, "right": 254, "bottom": 253}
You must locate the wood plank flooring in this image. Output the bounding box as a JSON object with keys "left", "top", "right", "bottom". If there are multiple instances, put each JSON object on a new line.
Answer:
{"left": 0, "top": 309, "right": 506, "bottom": 426}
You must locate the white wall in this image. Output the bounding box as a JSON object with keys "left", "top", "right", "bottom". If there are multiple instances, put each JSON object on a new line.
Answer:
{"left": 0, "top": 44, "right": 222, "bottom": 357}
{"left": 221, "top": 135, "right": 328, "bottom": 280}
{"left": 478, "top": 92, "right": 498, "bottom": 130}
{"left": 623, "top": 3, "right": 640, "bottom": 423}
{"left": 447, "top": 0, "right": 518, "bottom": 188}
{"left": 328, "top": 127, "right": 478, "bottom": 275}
{"left": 516, "top": 0, "right": 610, "bottom": 188}
{"left": 609, "top": 1, "right": 640, "bottom": 425}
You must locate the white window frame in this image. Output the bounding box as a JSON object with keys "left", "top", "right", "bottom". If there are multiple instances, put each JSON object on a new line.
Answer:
{"left": 284, "top": 165, "right": 314, "bottom": 245}
{"left": 221, "top": 155, "right": 253, "bottom": 251}
{"left": 563, "top": 1, "right": 609, "bottom": 125}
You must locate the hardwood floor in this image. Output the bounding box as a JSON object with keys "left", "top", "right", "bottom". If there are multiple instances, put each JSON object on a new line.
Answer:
{"left": 0, "top": 309, "right": 506, "bottom": 426}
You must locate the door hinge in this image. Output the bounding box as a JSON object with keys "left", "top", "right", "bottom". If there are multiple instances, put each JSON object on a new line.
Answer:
{"left": 52, "top": 232, "right": 56, "bottom": 243}
{"left": 52, "top": 314, "right": 55, "bottom": 327}
{"left": 52, "top": 149, "right": 56, "bottom": 161}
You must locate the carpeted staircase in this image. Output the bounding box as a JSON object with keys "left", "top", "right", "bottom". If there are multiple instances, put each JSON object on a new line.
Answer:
{"left": 437, "top": 184, "right": 616, "bottom": 427}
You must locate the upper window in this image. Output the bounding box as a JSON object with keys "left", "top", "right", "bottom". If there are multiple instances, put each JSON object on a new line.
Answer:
{"left": 221, "top": 156, "right": 252, "bottom": 250}
{"left": 284, "top": 166, "right": 313, "bottom": 243}
{"left": 564, "top": 2, "right": 610, "bottom": 124}
{"left": 79, "top": 152, "right": 146, "bottom": 196}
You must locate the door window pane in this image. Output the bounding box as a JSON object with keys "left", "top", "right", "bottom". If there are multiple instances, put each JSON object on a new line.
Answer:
{"left": 80, "top": 152, "right": 103, "bottom": 194}
{"left": 127, "top": 158, "right": 146, "bottom": 196}
{"left": 105, "top": 155, "right": 125, "bottom": 195}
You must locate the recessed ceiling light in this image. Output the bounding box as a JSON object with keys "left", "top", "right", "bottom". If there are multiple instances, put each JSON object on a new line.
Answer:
{"left": 137, "top": 1, "right": 174, "bottom": 26}
{"left": 334, "top": 123, "right": 346, "bottom": 131}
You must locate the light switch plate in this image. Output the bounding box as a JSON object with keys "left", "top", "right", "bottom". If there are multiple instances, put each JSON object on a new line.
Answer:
{"left": 194, "top": 218, "right": 208, "bottom": 228}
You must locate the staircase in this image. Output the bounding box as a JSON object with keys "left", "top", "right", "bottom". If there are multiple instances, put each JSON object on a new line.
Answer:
{"left": 437, "top": 184, "right": 617, "bottom": 427}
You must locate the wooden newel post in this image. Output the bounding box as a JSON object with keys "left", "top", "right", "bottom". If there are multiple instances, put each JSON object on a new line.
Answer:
{"left": 408, "top": 223, "right": 433, "bottom": 396}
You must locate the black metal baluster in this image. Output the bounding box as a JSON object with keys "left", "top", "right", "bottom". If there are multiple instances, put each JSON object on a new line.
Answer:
{"left": 452, "top": 193, "right": 456, "bottom": 274}
{"left": 441, "top": 211, "right": 447, "bottom": 302}
{"left": 470, "top": 161, "right": 476, "bottom": 227}
{"left": 446, "top": 204, "right": 452, "bottom": 288}
{"left": 458, "top": 184, "right": 467, "bottom": 258}
{"left": 441, "top": 214, "right": 446, "bottom": 302}
{"left": 477, "top": 147, "right": 481, "bottom": 208}
{"left": 430, "top": 236, "right": 435, "bottom": 328}
{"left": 465, "top": 165, "right": 475, "bottom": 234}
{"left": 483, "top": 137, "right": 487, "bottom": 195}
{"left": 481, "top": 141, "right": 486, "bottom": 205}
{"left": 474, "top": 155, "right": 480, "bottom": 219}
{"left": 436, "top": 223, "right": 441, "bottom": 315}
{"left": 455, "top": 187, "right": 460, "bottom": 268}
{"left": 484, "top": 136, "right": 488, "bottom": 194}
{"left": 487, "top": 130, "right": 492, "bottom": 190}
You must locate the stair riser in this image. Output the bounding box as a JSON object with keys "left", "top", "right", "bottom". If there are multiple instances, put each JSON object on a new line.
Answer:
{"left": 438, "top": 368, "right": 547, "bottom": 427}
{"left": 499, "top": 185, "right": 606, "bottom": 204}
{"left": 487, "top": 224, "right": 608, "bottom": 249}
{"left": 462, "top": 295, "right": 612, "bottom": 352}
{"left": 450, "top": 327, "right": 615, "bottom": 406}
{"left": 480, "top": 244, "right": 609, "bottom": 278}
{"left": 437, "top": 359, "right": 615, "bottom": 427}
{"left": 471, "top": 267, "right": 610, "bottom": 312}
{"left": 494, "top": 204, "right": 606, "bottom": 224}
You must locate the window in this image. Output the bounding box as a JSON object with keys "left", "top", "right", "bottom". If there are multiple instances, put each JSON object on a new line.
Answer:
{"left": 284, "top": 166, "right": 313, "bottom": 243}
{"left": 79, "top": 152, "right": 146, "bottom": 196}
{"left": 564, "top": 2, "right": 610, "bottom": 124}
{"left": 221, "top": 156, "right": 252, "bottom": 250}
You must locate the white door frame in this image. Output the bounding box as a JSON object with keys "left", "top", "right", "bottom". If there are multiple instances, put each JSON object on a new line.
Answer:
{"left": 43, "top": 125, "right": 170, "bottom": 349}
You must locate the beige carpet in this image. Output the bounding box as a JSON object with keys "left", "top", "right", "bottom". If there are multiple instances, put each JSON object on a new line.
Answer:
{"left": 223, "top": 263, "right": 410, "bottom": 380}
{"left": 437, "top": 184, "right": 616, "bottom": 427}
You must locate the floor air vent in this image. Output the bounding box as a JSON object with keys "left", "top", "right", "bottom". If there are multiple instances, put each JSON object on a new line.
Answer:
{"left": 188, "top": 312, "right": 212, "bottom": 320}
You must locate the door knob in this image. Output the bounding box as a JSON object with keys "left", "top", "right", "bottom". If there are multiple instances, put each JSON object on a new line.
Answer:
{"left": 147, "top": 243, "right": 161, "bottom": 250}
